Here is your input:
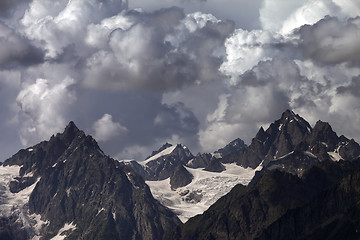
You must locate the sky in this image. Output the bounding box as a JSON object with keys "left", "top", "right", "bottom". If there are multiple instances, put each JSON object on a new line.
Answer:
{"left": 0, "top": 0, "right": 359, "bottom": 162}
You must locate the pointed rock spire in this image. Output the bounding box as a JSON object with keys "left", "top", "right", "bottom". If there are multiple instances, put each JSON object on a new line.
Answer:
{"left": 170, "top": 164, "right": 193, "bottom": 189}
{"left": 255, "top": 126, "right": 268, "bottom": 142}
{"left": 60, "top": 121, "right": 83, "bottom": 145}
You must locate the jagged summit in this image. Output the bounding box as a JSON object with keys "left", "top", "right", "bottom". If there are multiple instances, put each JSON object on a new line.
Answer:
{"left": 215, "top": 138, "right": 247, "bottom": 156}
{"left": 140, "top": 143, "right": 194, "bottom": 181}
{"left": 65, "top": 120, "right": 78, "bottom": 131}
{"left": 146, "top": 142, "right": 173, "bottom": 159}
{"left": 58, "top": 121, "right": 82, "bottom": 141}
{"left": 280, "top": 109, "right": 298, "bottom": 120}
{"left": 309, "top": 120, "right": 338, "bottom": 147}
{"left": 221, "top": 109, "right": 360, "bottom": 173}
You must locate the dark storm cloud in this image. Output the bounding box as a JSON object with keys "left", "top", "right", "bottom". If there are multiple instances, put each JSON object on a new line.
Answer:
{"left": 298, "top": 16, "right": 360, "bottom": 65}
{"left": 0, "top": 22, "right": 44, "bottom": 69}
{"left": 154, "top": 102, "right": 199, "bottom": 137}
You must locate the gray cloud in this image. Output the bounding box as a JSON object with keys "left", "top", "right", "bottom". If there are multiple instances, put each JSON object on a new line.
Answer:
{"left": 129, "top": 0, "right": 262, "bottom": 30}
{"left": 0, "top": 0, "right": 30, "bottom": 18}
{"left": 337, "top": 75, "right": 360, "bottom": 97}
{"left": 83, "top": 7, "right": 234, "bottom": 92}
{"left": 298, "top": 16, "right": 360, "bottom": 65}
{"left": 0, "top": 0, "right": 360, "bottom": 163}
{"left": 154, "top": 102, "right": 199, "bottom": 138}
{"left": 0, "top": 22, "right": 44, "bottom": 69}
{"left": 92, "top": 113, "right": 128, "bottom": 142}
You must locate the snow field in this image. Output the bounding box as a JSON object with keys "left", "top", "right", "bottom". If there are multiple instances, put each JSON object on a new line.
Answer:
{"left": 146, "top": 163, "right": 259, "bottom": 222}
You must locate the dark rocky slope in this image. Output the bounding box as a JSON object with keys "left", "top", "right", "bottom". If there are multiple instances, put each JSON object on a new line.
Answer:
{"left": 168, "top": 158, "right": 360, "bottom": 240}
{"left": 126, "top": 143, "right": 194, "bottom": 181}
{"left": 3, "top": 122, "right": 180, "bottom": 240}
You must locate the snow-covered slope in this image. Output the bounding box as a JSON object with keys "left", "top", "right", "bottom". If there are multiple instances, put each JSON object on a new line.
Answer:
{"left": 142, "top": 145, "right": 178, "bottom": 164}
{"left": 0, "top": 165, "right": 46, "bottom": 239}
{"left": 146, "top": 163, "right": 261, "bottom": 222}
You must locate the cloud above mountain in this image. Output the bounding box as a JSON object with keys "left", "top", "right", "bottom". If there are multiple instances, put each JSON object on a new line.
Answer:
{"left": 0, "top": 0, "right": 359, "bottom": 161}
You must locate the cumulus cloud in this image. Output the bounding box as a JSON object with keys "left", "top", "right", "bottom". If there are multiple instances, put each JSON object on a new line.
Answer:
{"left": 83, "top": 8, "right": 234, "bottom": 91}
{"left": 298, "top": 16, "right": 360, "bottom": 65}
{"left": 259, "top": 0, "right": 343, "bottom": 34}
{"left": 16, "top": 76, "right": 76, "bottom": 146}
{"left": 1, "top": 0, "right": 360, "bottom": 162}
{"left": 93, "top": 114, "right": 128, "bottom": 142}
{"left": 20, "top": 0, "right": 127, "bottom": 58}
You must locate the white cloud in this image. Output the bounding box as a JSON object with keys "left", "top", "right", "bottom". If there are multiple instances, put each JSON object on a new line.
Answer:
{"left": 260, "top": 0, "right": 304, "bottom": 33}
{"left": 20, "top": 0, "right": 127, "bottom": 58}
{"left": 92, "top": 114, "right": 128, "bottom": 142}
{"left": 220, "top": 28, "right": 277, "bottom": 84}
{"left": 333, "top": 0, "right": 360, "bottom": 18}
{"left": 85, "top": 13, "right": 134, "bottom": 48}
{"left": 16, "top": 76, "right": 76, "bottom": 146}
{"left": 280, "top": 0, "right": 340, "bottom": 34}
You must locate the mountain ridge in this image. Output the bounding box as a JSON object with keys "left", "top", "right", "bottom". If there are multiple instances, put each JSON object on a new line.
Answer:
{"left": 121, "top": 109, "right": 360, "bottom": 223}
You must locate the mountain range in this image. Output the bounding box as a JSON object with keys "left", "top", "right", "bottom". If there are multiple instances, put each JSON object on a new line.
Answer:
{"left": 0, "top": 109, "right": 359, "bottom": 239}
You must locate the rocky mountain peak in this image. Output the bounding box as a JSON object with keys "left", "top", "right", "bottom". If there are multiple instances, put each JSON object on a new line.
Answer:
{"left": 141, "top": 143, "right": 194, "bottom": 181}
{"left": 280, "top": 109, "right": 296, "bottom": 119}
{"left": 309, "top": 120, "right": 338, "bottom": 147}
{"left": 277, "top": 109, "right": 312, "bottom": 133}
{"left": 58, "top": 121, "right": 83, "bottom": 145}
{"left": 215, "top": 138, "right": 247, "bottom": 156}
{"left": 1, "top": 121, "right": 181, "bottom": 240}
{"left": 146, "top": 142, "right": 173, "bottom": 159}
{"left": 255, "top": 126, "right": 268, "bottom": 142}
{"left": 170, "top": 165, "right": 193, "bottom": 190}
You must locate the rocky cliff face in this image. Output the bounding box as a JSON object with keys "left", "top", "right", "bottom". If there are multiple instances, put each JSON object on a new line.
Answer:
{"left": 2, "top": 122, "right": 180, "bottom": 240}
{"left": 141, "top": 144, "right": 194, "bottom": 181}
{"left": 259, "top": 158, "right": 360, "bottom": 240}
{"left": 169, "top": 158, "right": 360, "bottom": 240}
{"left": 214, "top": 138, "right": 247, "bottom": 157}
{"left": 170, "top": 165, "right": 193, "bottom": 190}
